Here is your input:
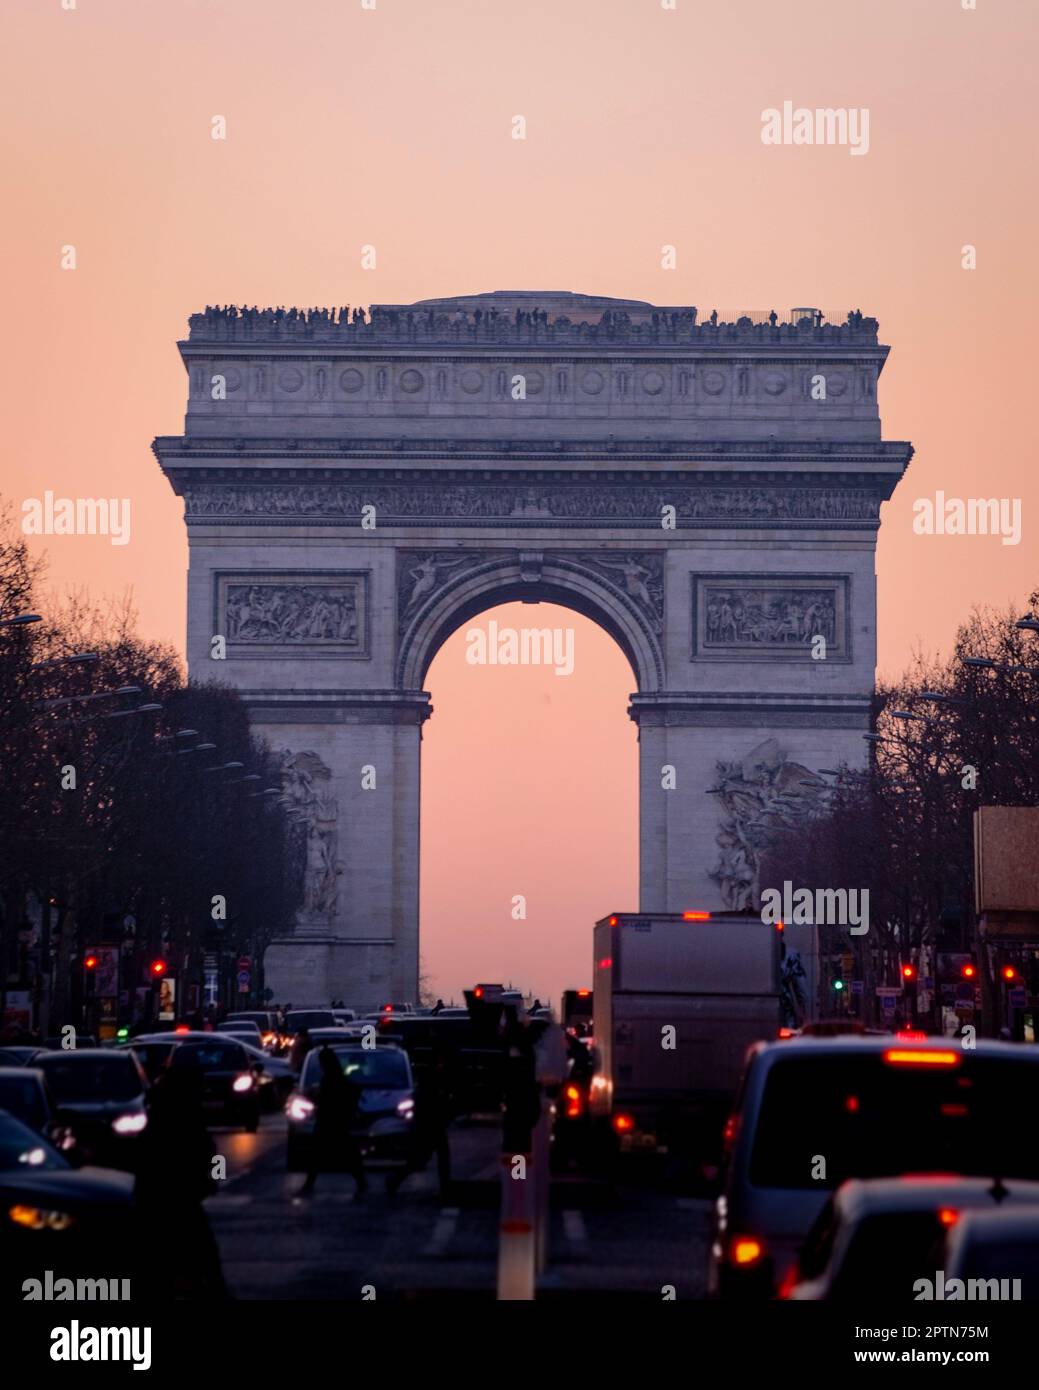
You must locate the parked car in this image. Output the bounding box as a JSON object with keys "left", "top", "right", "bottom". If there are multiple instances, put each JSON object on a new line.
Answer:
{"left": 0, "top": 1046, "right": 47, "bottom": 1067}
{"left": 216, "top": 1020, "right": 264, "bottom": 1043}
{"left": 165, "top": 1038, "right": 260, "bottom": 1131}
{"left": 226, "top": 1011, "right": 280, "bottom": 1047}
{"left": 284, "top": 1009, "right": 337, "bottom": 1036}
{"left": 944, "top": 1206, "right": 1039, "bottom": 1299}
{"left": 238, "top": 1040, "right": 295, "bottom": 1110}
{"left": 785, "top": 1176, "right": 1039, "bottom": 1300}
{"left": 0, "top": 1109, "right": 137, "bottom": 1298}
{"left": 35, "top": 1050, "right": 149, "bottom": 1171}
{"left": 0, "top": 1067, "right": 73, "bottom": 1155}
{"left": 286, "top": 1044, "right": 415, "bottom": 1170}
{"left": 122, "top": 1036, "right": 179, "bottom": 1084}
{"left": 708, "top": 1036, "right": 1039, "bottom": 1299}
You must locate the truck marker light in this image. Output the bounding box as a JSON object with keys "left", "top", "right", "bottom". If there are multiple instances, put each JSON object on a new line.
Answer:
{"left": 883, "top": 1049, "right": 959, "bottom": 1066}
{"left": 682, "top": 911, "right": 711, "bottom": 921}
{"left": 608, "top": 916, "right": 618, "bottom": 926}
{"left": 732, "top": 1237, "right": 763, "bottom": 1265}
{"left": 577, "top": 989, "right": 590, "bottom": 997}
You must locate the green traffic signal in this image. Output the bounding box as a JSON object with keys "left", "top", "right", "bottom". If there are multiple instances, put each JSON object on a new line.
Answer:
{"left": 833, "top": 979, "right": 844, "bottom": 991}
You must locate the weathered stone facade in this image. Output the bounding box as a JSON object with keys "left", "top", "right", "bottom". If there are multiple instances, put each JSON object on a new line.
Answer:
{"left": 154, "top": 291, "right": 912, "bottom": 1008}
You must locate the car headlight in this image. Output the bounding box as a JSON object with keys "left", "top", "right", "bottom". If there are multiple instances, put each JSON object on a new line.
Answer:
{"left": 111, "top": 1111, "right": 148, "bottom": 1134}
{"left": 17, "top": 1146, "right": 48, "bottom": 1167}
{"left": 397, "top": 1098, "right": 415, "bottom": 1117}
{"left": 9, "top": 1204, "right": 76, "bottom": 1231}
{"left": 232, "top": 1073, "right": 254, "bottom": 1093}
{"left": 286, "top": 1095, "right": 314, "bottom": 1122}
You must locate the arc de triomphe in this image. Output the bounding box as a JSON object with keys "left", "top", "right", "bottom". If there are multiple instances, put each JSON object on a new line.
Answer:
{"left": 154, "top": 291, "right": 912, "bottom": 1009}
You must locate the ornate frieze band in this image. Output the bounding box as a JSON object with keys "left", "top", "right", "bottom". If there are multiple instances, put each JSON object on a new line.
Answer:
{"left": 181, "top": 480, "right": 883, "bottom": 528}
{"left": 213, "top": 571, "right": 370, "bottom": 659}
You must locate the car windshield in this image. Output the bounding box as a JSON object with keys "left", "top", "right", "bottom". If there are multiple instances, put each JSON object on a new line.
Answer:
{"left": 287, "top": 1011, "right": 335, "bottom": 1031}
{"left": 227, "top": 1014, "right": 268, "bottom": 1027}
{"left": 0, "top": 1114, "right": 67, "bottom": 1170}
{"left": 38, "top": 1055, "right": 143, "bottom": 1103}
{"left": 303, "top": 1049, "right": 410, "bottom": 1088}
{"left": 751, "top": 1053, "right": 1039, "bottom": 1189}
{"left": 0, "top": 1076, "right": 46, "bottom": 1129}
{"left": 170, "top": 1043, "right": 246, "bottom": 1070}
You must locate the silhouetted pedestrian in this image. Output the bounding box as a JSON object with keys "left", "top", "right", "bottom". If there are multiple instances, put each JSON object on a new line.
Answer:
{"left": 386, "top": 1051, "right": 452, "bottom": 1196}
{"left": 300, "top": 1046, "right": 366, "bottom": 1196}
{"left": 134, "top": 1064, "right": 226, "bottom": 1299}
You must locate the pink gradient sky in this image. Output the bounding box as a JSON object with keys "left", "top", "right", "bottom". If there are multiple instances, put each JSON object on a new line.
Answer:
{"left": 3, "top": 0, "right": 1036, "bottom": 1003}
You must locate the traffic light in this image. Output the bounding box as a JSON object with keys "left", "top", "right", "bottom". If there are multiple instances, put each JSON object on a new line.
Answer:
{"left": 149, "top": 958, "right": 167, "bottom": 978}
{"left": 83, "top": 953, "right": 98, "bottom": 972}
{"left": 961, "top": 962, "right": 977, "bottom": 980}
{"left": 1001, "top": 966, "right": 1018, "bottom": 983}
{"left": 832, "top": 978, "right": 845, "bottom": 992}
{"left": 901, "top": 964, "right": 917, "bottom": 982}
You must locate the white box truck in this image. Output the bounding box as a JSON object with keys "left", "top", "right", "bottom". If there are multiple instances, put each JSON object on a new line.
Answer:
{"left": 589, "top": 911, "right": 816, "bottom": 1162}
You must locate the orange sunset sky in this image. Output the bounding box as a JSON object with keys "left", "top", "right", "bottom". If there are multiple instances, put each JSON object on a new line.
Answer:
{"left": 2, "top": 0, "right": 1036, "bottom": 1004}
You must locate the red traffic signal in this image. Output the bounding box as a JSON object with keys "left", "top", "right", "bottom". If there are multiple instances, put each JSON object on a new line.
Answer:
{"left": 1002, "top": 966, "right": 1018, "bottom": 983}
{"left": 901, "top": 964, "right": 917, "bottom": 982}
{"left": 961, "top": 963, "right": 977, "bottom": 979}
{"left": 83, "top": 954, "right": 98, "bottom": 971}
{"left": 149, "top": 959, "right": 167, "bottom": 977}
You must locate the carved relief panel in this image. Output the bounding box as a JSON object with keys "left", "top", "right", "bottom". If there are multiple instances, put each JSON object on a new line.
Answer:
{"left": 214, "top": 571, "right": 370, "bottom": 659}
{"left": 691, "top": 573, "right": 851, "bottom": 661}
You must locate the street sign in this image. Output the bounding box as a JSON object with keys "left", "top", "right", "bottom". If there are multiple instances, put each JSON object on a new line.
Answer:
{"left": 237, "top": 956, "right": 251, "bottom": 969}
{"left": 881, "top": 995, "right": 897, "bottom": 1012}
{"left": 922, "top": 977, "right": 935, "bottom": 990}
{"left": 876, "top": 986, "right": 902, "bottom": 997}
{"left": 1009, "top": 988, "right": 1028, "bottom": 1007}
{"left": 237, "top": 970, "right": 250, "bottom": 987}
{"left": 850, "top": 980, "right": 863, "bottom": 994}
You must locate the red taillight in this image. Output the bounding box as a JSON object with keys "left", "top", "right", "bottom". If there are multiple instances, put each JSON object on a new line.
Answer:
{"left": 608, "top": 916, "right": 618, "bottom": 926}
{"left": 844, "top": 1094, "right": 861, "bottom": 1113}
{"left": 174, "top": 1025, "right": 189, "bottom": 1035}
{"left": 577, "top": 989, "right": 590, "bottom": 998}
{"left": 938, "top": 1207, "right": 959, "bottom": 1227}
{"left": 682, "top": 911, "right": 711, "bottom": 921}
{"left": 723, "top": 1114, "right": 739, "bottom": 1150}
{"left": 564, "top": 1084, "right": 583, "bottom": 1118}
{"left": 612, "top": 1113, "right": 634, "bottom": 1134}
{"left": 884, "top": 1049, "right": 959, "bottom": 1067}
{"left": 731, "top": 1237, "right": 764, "bottom": 1266}
{"left": 940, "top": 1103, "right": 968, "bottom": 1117}
{"left": 775, "top": 921, "right": 784, "bottom": 933}
{"left": 777, "top": 1027, "right": 794, "bottom": 1039}
{"left": 896, "top": 1030, "right": 927, "bottom": 1041}
{"left": 597, "top": 958, "right": 612, "bottom": 969}
{"left": 474, "top": 988, "right": 483, "bottom": 998}
{"left": 382, "top": 1003, "right": 393, "bottom": 1013}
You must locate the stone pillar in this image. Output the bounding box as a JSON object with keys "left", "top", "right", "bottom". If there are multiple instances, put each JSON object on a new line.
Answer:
{"left": 258, "top": 692, "right": 428, "bottom": 1011}
{"left": 631, "top": 695, "right": 870, "bottom": 916}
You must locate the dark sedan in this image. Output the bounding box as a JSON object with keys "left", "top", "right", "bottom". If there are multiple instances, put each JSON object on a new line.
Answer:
{"left": 166, "top": 1038, "right": 260, "bottom": 1130}
{"left": 0, "top": 1109, "right": 136, "bottom": 1298}
{"left": 0, "top": 1067, "right": 75, "bottom": 1156}
{"left": 286, "top": 1044, "right": 415, "bottom": 1170}
{"left": 35, "top": 1050, "right": 149, "bottom": 1170}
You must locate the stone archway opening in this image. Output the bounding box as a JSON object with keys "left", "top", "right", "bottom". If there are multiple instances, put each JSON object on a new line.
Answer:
{"left": 418, "top": 599, "right": 638, "bottom": 1009}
